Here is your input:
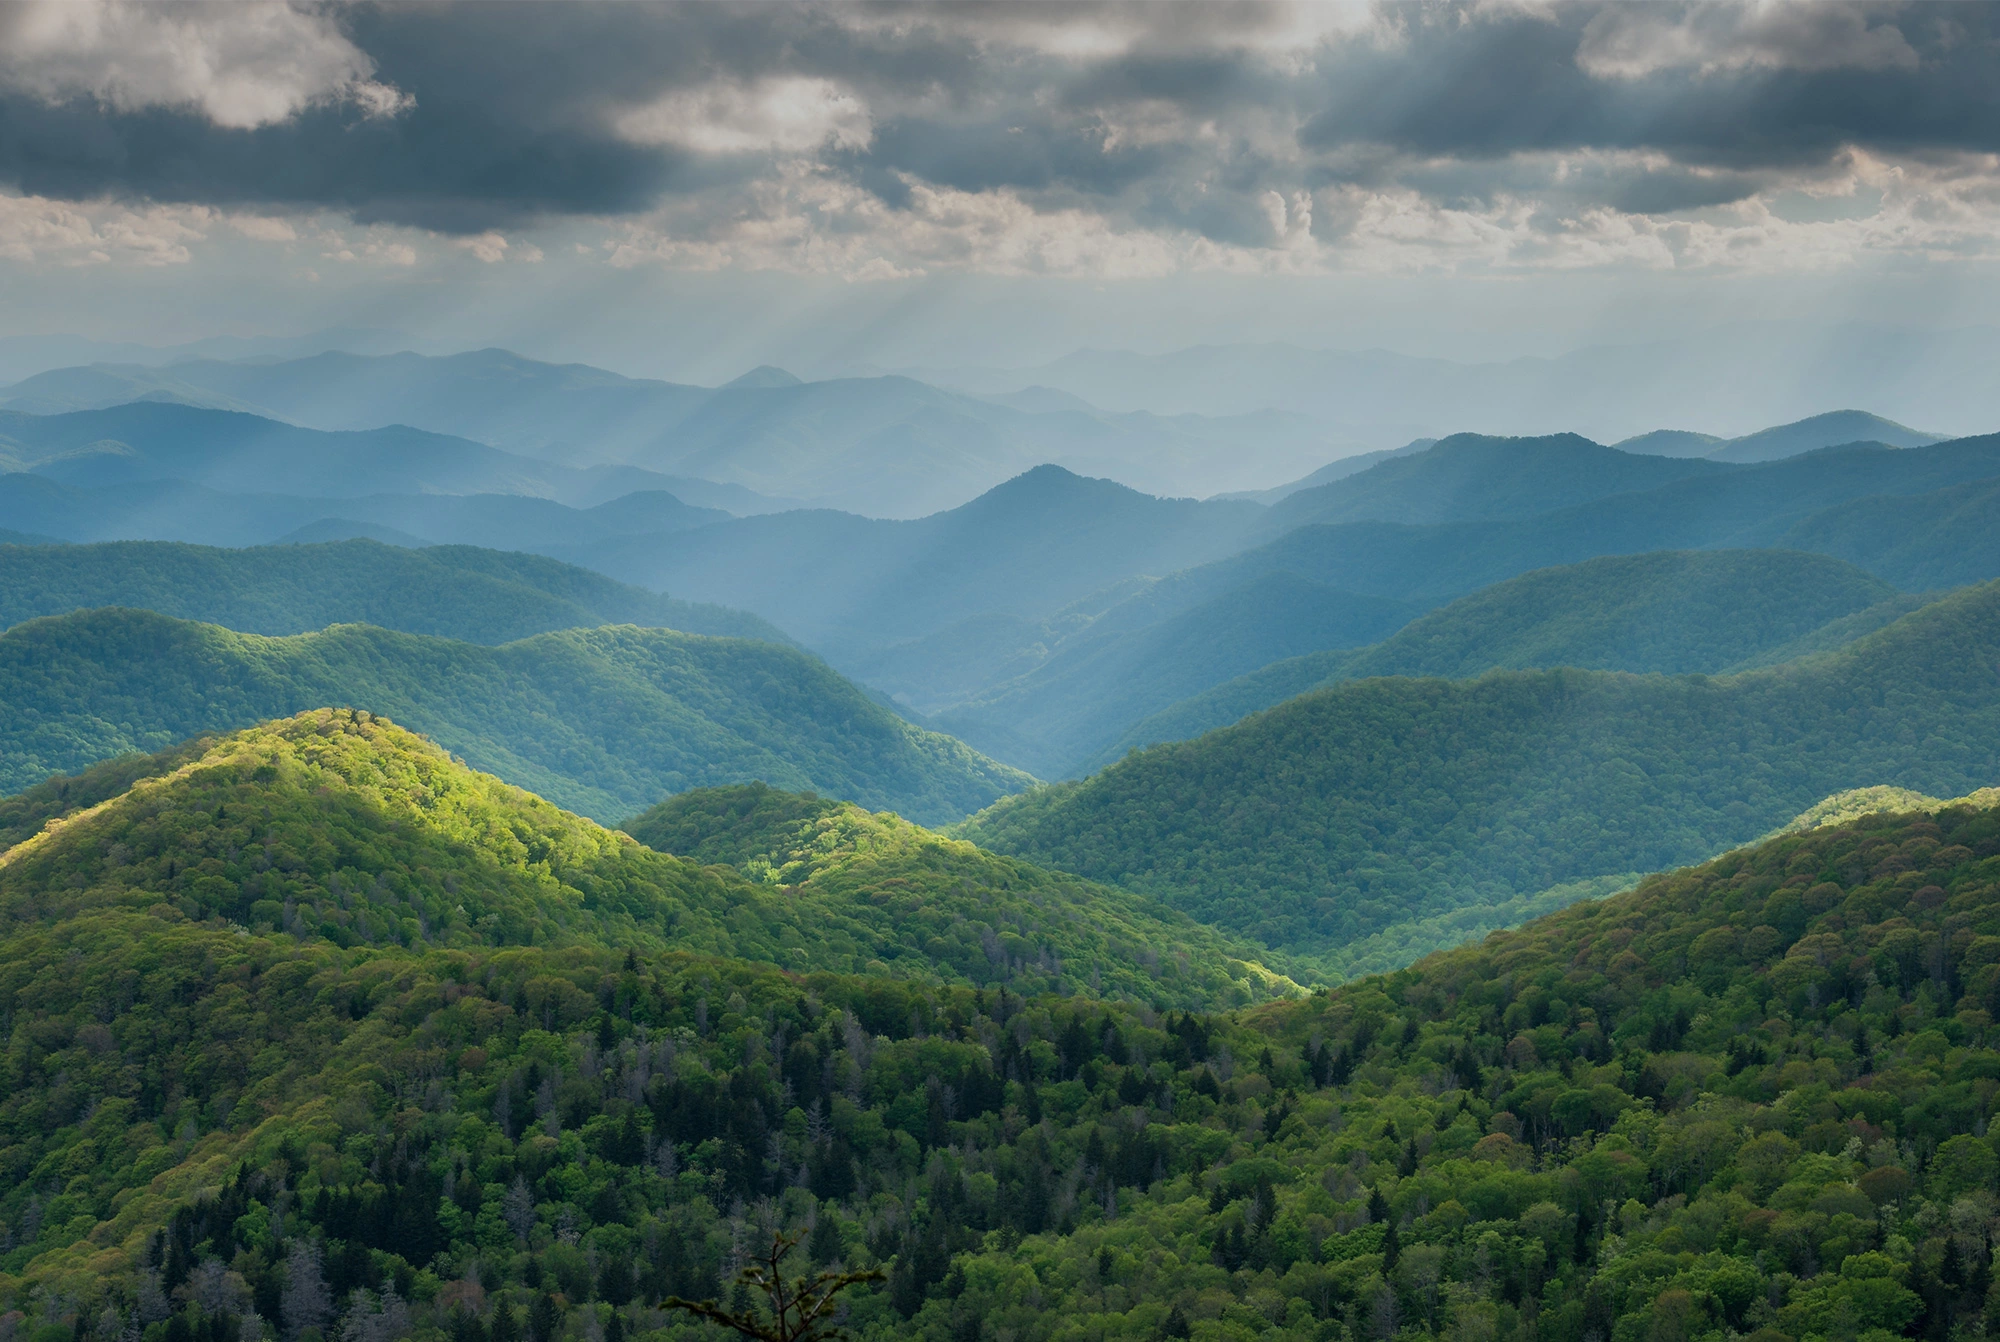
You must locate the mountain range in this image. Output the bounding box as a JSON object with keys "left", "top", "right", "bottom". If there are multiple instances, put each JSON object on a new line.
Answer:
{"left": 0, "top": 537, "right": 785, "bottom": 645}
{"left": 6, "top": 700, "right": 1998, "bottom": 1342}
{"left": 899, "top": 323, "right": 2000, "bottom": 442}
{"left": 961, "top": 577, "right": 2000, "bottom": 976}
{"left": 0, "top": 349, "right": 1343, "bottom": 516}
{"left": 963, "top": 548, "right": 1903, "bottom": 779}
{"left": 9, "top": 385, "right": 2000, "bottom": 789}
{"left": 0, "top": 607, "right": 1025, "bottom": 824}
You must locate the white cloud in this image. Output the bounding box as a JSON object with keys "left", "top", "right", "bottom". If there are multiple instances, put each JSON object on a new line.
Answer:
{"left": 230, "top": 215, "right": 297, "bottom": 243}
{"left": 617, "top": 76, "right": 872, "bottom": 155}
{"left": 0, "top": 0, "right": 411, "bottom": 130}
{"left": 456, "top": 232, "right": 511, "bottom": 264}
{"left": 1577, "top": 1, "right": 1919, "bottom": 80}
{"left": 0, "top": 192, "right": 211, "bottom": 265}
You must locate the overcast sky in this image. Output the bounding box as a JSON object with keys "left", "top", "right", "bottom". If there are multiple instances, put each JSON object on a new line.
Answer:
{"left": 1, "top": 0, "right": 1997, "bottom": 381}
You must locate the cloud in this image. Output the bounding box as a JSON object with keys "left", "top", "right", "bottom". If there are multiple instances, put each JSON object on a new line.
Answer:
{"left": 0, "top": 191, "right": 211, "bottom": 265}
{"left": 1576, "top": 2, "right": 1920, "bottom": 80}
{"left": 455, "top": 231, "right": 510, "bottom": 264}
{"left": 618, "top": 76, "right": 872, "bottom": 155}
{"left": 0, "top": 1, "right": 1996, "bottom": 277}
{"left": 230, "top": 214, "right": 297, "bottom": 242}
{"left": 0, "top": 0, "right": 410, "bottom": 130}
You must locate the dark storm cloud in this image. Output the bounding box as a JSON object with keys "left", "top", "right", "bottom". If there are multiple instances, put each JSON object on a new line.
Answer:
{"left": 0, "top": 1, "right": 1996, "bottom": 238}
{"left": 1297, "top": 3, "right": 2000, "bottom": 170}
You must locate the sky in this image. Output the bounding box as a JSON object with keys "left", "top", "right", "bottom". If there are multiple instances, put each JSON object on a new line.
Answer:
{"left": 1, "top": 0, "right": 1998, "bottom": 382}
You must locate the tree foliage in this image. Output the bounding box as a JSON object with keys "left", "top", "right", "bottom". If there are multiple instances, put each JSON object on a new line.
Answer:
{"left": 0, "top": 539, "right": 786, "bottom": 647}
{"left": 6, "top": 757, "right": 2000, "bottom": 1342}
{"left": 0, "top": 607, "right": 1027, "bottom": 825}
{"left": 962, "top": 579, "right": 2000, "bottom": 972}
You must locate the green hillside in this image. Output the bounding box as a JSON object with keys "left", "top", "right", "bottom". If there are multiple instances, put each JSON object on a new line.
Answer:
{"left": 0, "top": 608, "right": 1026, "bottom": 825}
{"left": 962, "top": 578, "right": 2000, "bottom": 971}
{"left": 0, "top": 538, "right": 786, "bottom": 644}
{"left": 1783, "top": 476, "right": 2000, "bottom": 592}
{"left": 1335, "top": 550, "right": 1894, "bottom": 680}
{"left": 8, "top": 734, "right": 2000, "bottom": 1342}
{"left": 934, "top": 572, "right": 1416, "bottom": 778}
{"left": 621, "top": 782, "right": 1294, "bottom": 1001}
{"left": 0, "top": 713, "right": 1269, "bottom": 1008}
{"left": 1091, "top": 550, "right": 1902, "bottom": 768}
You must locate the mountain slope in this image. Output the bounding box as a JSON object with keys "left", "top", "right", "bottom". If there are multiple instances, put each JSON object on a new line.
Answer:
{"left": 1333, "top": 549, "right": 1892, "bottom": 679}
{"left": 0, "top": 538, "right": 785, "bottom": 644}
{"left": 1781, "top": 475, "right": 2000, "bottom": 591}
{"left": 1214, "top": 437, "right": 1437, "bottom": 503}
{"left": 622, "top": 782, "right": 1294, "bottom": 997}
{"left": 11, "top": 747, "right": 2000, "bottom": 1342}
{"left": 1088, "top": 550, "right": 1902, "bottom": 765}
{"left": 0, "top": 608, "right": 1027, "bottom": 824}
{"left": 0, "top": 401, "right": 651, "bottom": 504}
{"left": 1707, "top": 408, "right": 1944, "bottom": 462}
{"left": 1127, "top": 433, "right": 2000, "bottom": 619}
{"left": 962, "top": 578, "right": 2000, "bottom": 969}
{"left": 566, "top": 465, "right": 1265, "bottom": 656}
{"left": 933, "top": 572, "right": 1417, "bottom": 777}
{"left": 1264, "top": 432, "right": 1726, "bottom": 533}
{"left": 0, "top": 714, "right": 1268, "bottom": 1008}
{"left": 2, "top": 350, "right": 1345, "bottom": 515}
{"left": 0, "top": 470, "right": 732, "bottom": 551}
{"left": 1610, "top": 427, "right": 1724, "bottom": 457}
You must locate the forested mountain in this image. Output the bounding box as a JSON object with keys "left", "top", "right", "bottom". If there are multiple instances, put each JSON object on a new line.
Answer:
{"left": 1107, "top": 434, "right": 2000, "bottom": 624}
{"left": 620, "top": 782, "right": 1290, "bottom": 1000}
{"left": 1781, "top": 476, "right": 2000, "bottom": 592}
{"left": 9, "top": 722, "right": 2000, "bottom": 1342}
{"left": 0, "top": 402, "right": 653, "bottom": 504}
{"left": 1706, "top": 409, "right": 1944, "bottom": 462}
{"left": 0, "top": 472, "right": 731, "bottom": 551}
{"left": 823, "top": 427, "right": 2000, "bottom": 767}
{"left": 1091, "top": 551, "right": 1904, "bottom": 765}
{"left": 848, "top": 434, "right": 2000, "bottom": 731}
{"left": 960, "top": 578, "right": 2000, "bottom": 976}
{"left": 566, "top": 466, "right": 1265, "bottom": 657}
{"left": 1609, "top": 428, "right": 1724, "bottom": 457}
{"left": 932, "top": 574, "right": 1417, "bottom": 778}
{"left": 0, "top": 539, "right": 784, "bottom": 645}
{"left": 0, "top": 713, "right": 1267, "bottom": 1006}
{"left": 0, "top": 608, "right": 1025, "bottom": 824}
{"left": 1263, "top": 434, "right": 1725, "bottom": 533}
{"left": 0, "top": 350, "right": 1340, "bottom": 516}
{"left": 0, "top": 349, "right": 715, "bottom": 461}
{"left": 1215, "top": 438, "right": 1437, "bottom": 504}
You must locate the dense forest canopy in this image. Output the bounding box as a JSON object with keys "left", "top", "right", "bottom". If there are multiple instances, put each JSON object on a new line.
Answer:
{"left": 1073, "top": 549, "right": 1905, "bottom": 777}
{"left": 0, "top": 608, "right": 1025, "bottom": 826}
{"left": 0, "top": 540, "right": 786, "bottom": 646}
{"left": 5, "top": 722, "right": 2000, "bottom": 1342}
{"left": 960, "top": 579, "right": 2000, "bottom": 976}
{"left": 0, "top": 713, "right": 1269, "bottom": 1008}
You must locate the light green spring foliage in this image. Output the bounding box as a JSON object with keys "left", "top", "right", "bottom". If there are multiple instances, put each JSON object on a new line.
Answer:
{"left": 1765, "top": 787, "right": 2000, "bottom": 841}
{"left": 0, "top": 607, "right": 1028, "bottom": 825}
{"left": 0, "top": 713, "right": 1268, "bottom": 1004}
{"left": 624, "top": 783, "right": 1299, "bottom": 1004}
{"left": 7, "top": 766, "right": 2000, "bottom": 1342}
